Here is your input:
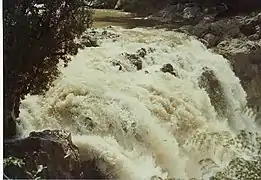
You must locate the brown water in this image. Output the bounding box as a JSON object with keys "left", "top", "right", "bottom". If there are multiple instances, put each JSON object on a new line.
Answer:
{"left": 92, "top": 9, "right": 177, "bottom": 29}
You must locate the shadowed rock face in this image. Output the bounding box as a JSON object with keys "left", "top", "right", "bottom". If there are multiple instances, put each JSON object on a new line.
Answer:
{"left": 4, "top": 130, "right": 107, "bottom": 179}
{"left": 198, "top": 67, "right": 228, "bottom": 117}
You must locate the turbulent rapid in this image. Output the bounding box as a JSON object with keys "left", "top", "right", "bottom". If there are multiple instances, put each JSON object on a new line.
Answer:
{"left": 17, "top": 26, "right": 261, "bottom": 180}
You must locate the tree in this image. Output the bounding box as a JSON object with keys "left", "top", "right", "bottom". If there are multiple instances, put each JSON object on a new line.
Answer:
{"left": 3, "top": 0, "right": 95, "bottom": 138}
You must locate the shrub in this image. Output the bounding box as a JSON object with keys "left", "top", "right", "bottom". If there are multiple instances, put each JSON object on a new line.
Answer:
{"left": 3, "top": 0, "right": 94, "bottom": 138}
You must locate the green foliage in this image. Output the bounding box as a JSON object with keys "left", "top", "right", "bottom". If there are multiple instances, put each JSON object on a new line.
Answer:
{"left": 4, "top": 157, "right": 25, "bottom": 168}
{"left": 3, "top": 0, "right": 95, "bottom": 138}
{"left": 4, "top": 0, "right": 93, "bottom": 96}
{"left": 4, "top": 157, "right": 47, "bottom": 179}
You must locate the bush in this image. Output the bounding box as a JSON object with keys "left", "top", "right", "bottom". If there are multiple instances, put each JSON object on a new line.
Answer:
{"left": 3, "top": 0, "right": 94, "bottom": 138}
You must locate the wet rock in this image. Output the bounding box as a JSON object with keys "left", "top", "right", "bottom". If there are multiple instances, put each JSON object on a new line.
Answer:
{"left": 123, "top": 48, "right": 148, "bottom": 70}
{"left": 80, "top": 34, "right": 99, "bottom": 48}
{"left": 124, "top": 53, "right": 142, "bottom": 70}
{"left": 182, "top": 6, "right": 202, "bottom": 21}
{"left": 4, "top": 130, "right": 106, "bottom": 179}
{"left": 160, "top": 63, "right": 178, "bottom": 76}
{"left": 151, "top": 175, "right": 163, "bottom": 180}
{"left": 136, "top": 48, "right": 147, "bottom": 58}
{"left": 203, "top": 33, "right": 220, "bottom": 47}
{"left": 249, "top": 33, "right": 260, "bottom": 41}
{"left": 149, "top": 4, "right": 204, "bottom": 24}
{"left": 239, "top": 24, "right": 257, "bottom": 36}
{"left": 215, "top": 39, "right": 261, "bottom": 99}
{"left": 112, "top": 61, "right": 123, "bottom": 71}
{"left": 182, "top": 11, "right": 261, "bottom": 101}
{"left": 161, "top": 63, "right": 174, "bottom": 72}
{"left": 198, "top": 67, "right": 228, "bottom": 116}
{"left": 80, "top": 160, "right": 108, "bottom": 179}
{"left": 187, "top": 18, "right": 241, "bottom": 46}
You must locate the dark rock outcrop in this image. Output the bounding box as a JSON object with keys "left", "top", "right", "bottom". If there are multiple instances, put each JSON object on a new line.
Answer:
{"left": 4, "top": 130, "right": 107, "bottom": 179}
{"left": 124, "top": 53, "right": 143, "bottom": 70}
{"left": 198, "top": 67, "right": 228, "bottom": 116}
{"left": 112, "top": 61, "right": 123, "bottom": 70}
{"left": 123, "top": 48, "right": 149, "bottom": 70}
{"left": 160, "top": 63, "right": 178, "bottom": 76}
{"left": 214, "top": 39, "right": 261, "bottom": 99}
{"left": 179, "top": 12, "right": 261, "bottom": 101}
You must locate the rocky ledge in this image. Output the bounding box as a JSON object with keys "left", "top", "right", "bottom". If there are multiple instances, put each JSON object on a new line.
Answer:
{"left": 188, "top": 13, "right": 261, "bottom": 102}
{"left": 4, "top": 130, "right": 107, "bottom": 179}
{"left": 149, "top": 3, "right": 261, "bottom": 101}
{"left": 88, "top": 1, "right": 261, "bottom": 103}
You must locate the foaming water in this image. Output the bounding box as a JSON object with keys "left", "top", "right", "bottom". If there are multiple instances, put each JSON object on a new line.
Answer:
{"left": 17, "top": 26, "right": 261, "bottom": 179}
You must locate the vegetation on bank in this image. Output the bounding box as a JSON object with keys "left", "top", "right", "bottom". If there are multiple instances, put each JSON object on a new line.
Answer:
{"left": 3, "top": 0, "right": 95, "bottom": 138}
{"left": 92, "top": 0, "right": 261, "bottom": 16}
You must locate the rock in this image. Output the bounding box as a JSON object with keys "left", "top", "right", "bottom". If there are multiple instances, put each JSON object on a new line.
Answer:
{"left": 80, "top": 160, "right": 108, "bottom": 179}
{"left": 112, "top": 61, "right": 123, "bottom": 71}
{"left": 198, "top": 67, "right": 228, "bottom": 116}
{"left": 4, "top": 130, "right": 106, "bottom": 179}
{"left": 124, "top": 53, "right": 142, "bottom": 70}
{"left": 203, "top": 33, "right": 220, "bottom": 47}
{"left": 214, "top": 39, "right": 261, "bottom": 99}
{"left": 149, "top": 4, "right": 203, "bottom": 24}
{"left": 115, "top": 0, "right": 128, "bottom": 10}
{"left": 161, "top": 63, "right": 174, "bottom": 72}
{"left": 160, "top": 63, "right": 178, "bottom": 76}
{"left": 123, "top": 48, "right": 149, "bottom": 70}
{"left": 249, "top": 33, "right": 260, "bottom": 41}
{"left": 136, "top": 48, "right": 147, "bottom": 58}
{"left": 151, "top": 175, "right": 163, "bottom": 180}
{"left": 182, "top": 11, "right": 261, "bottom": 101}
{"left": 182, "top": 6, "right": 202, "bottom": 21}
{"left": 239, "top": 24, "right": 257, "bottom": 36}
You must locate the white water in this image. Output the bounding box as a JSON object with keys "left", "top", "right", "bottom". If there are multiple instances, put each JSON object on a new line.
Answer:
{"left": 17, "top": 26, "right": 261, "bottom": 180}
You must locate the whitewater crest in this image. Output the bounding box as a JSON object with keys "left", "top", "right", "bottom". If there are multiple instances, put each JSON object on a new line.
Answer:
{"left": 17, "top": 26, "right": 261, "bottom": 180}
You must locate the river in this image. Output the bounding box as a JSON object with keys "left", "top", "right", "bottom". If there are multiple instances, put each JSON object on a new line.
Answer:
{"left": 16, "top": 9, "right": 261, "bottom": 180}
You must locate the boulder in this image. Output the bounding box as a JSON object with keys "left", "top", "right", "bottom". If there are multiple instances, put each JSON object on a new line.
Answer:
{"left": 112, "top": 61, "right": 123, "bottom": 71}
{"left": 4, "top": 130, "right": 107, "bottom": 179}
{"left": 198, "top": 67, "right": 228, "bottom": 116}
{"left": 123, "top": 48, "right": 149, "bottom": 70}
{"left": 124, "top": 53, "right": 143, "bottom": 70}
{"left": 202, "top": 33, "right": 220, "bottom": 47}
{"left": 160, "top": 64, "right": 178, "bottom": 76}
{"left": 214, "top": 39, "right": 261, "bottom": 99}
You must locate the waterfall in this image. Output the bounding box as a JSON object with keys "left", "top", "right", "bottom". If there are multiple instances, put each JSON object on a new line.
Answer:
{"left": 17, "top": 26, "right": 261, "bottom": 180}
